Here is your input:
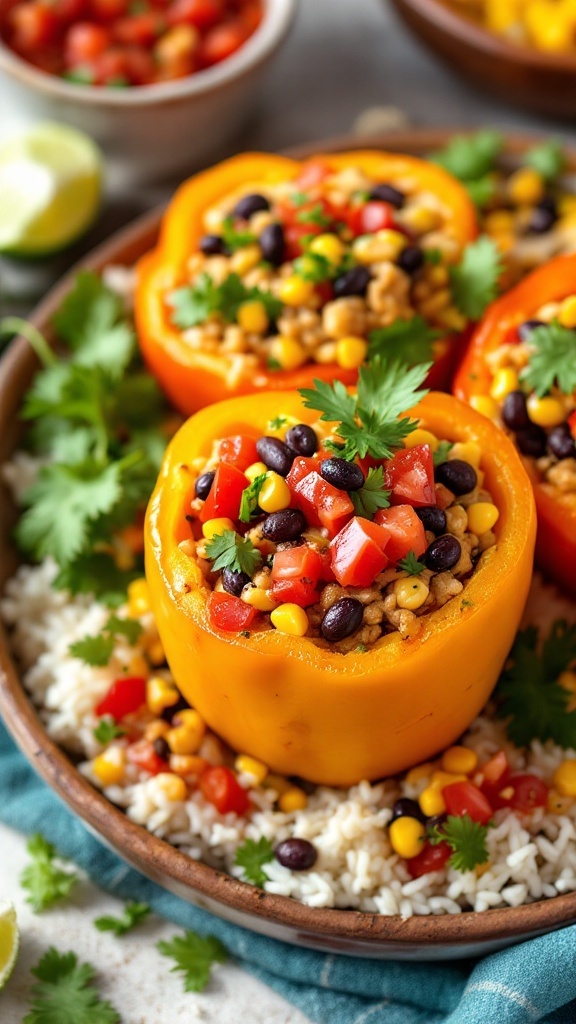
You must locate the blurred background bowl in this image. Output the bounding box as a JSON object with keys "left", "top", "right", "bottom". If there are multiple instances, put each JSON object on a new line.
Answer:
{"left": 389, "top": 0, "right": 576, "bottom": 119}
{"left": 0, "top": 0, "right": 297, "bottom": 188}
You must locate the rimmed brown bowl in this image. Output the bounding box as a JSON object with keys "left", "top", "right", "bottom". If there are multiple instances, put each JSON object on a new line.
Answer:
{"left": 390, "top": 0, "right": 576, "bottom": 119}
{"left": 2, "top": 129, "right": 576, "bottom": 960}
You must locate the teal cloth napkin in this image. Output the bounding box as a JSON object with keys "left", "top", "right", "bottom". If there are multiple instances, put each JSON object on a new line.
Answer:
{"left": 2, "top": 717, "right": 576, "bottom": 1024}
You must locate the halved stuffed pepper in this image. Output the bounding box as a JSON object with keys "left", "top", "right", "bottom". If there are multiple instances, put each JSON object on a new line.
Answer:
{"left": 454, "top": 254, "right": 576, "bottom": 596}
{"left": 145, "top": 361, "right": 535, "bottom": 787}
{"left": 135, "top": 150, "right": 478, "bottom": 415}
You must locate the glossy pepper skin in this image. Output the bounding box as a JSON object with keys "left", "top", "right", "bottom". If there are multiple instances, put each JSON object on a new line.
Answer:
{"left": 144, "top": 391, "right": 535, "bottom": 787}
{"left": 135, "top": 151, "right": 477, "bottom": 416}
{"left": 454, "top": 254, "right": 576, "bottom": 597}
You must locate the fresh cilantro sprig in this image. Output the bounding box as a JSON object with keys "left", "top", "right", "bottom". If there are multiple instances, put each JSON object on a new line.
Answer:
{"left": 296, "top": 203, "right": 332, "bottom": 228}
{"left": 220, "top": 216, "right": 256, "bottom": 252}
{"left": 350, "top": 466, "right": 390, "bottom": 518}
{"left": 431, "top": 131, "right": 503, "bottom": 206}
{"left": 433, "top": 441, "right": 454, "bottom": 467}
{"left": 21, "top": 834, "right": 79, "bottom": 913}
{"left": 169, "top": 272, "right": 281, "bottom": 329}
{"left": 52, "top": 271, "right": 135, "bottom": 379}
{"left": 520, "top": 321, "right": 576, "bottom": 397}
{"left": 205, "top": 530, "right": 263, "bottom": 575}
{"left": 398, "top": 550, "right": 426, "bottom": 575}
{"left": 69, "top": 613, "right": 143, "bottom": 667}
{"left": 429, "top": 815, "right": 490, "bottom": 873}
{"left": 94, "top": 901, "right": 151, "bottom": 937}
{"left": 293, "top": 251, "right": 333, "bottom": 283}
{"left": 523, "top": 139, "right": 566, "bottom": 182}
{"left": 299, "top": 357, "right": 430, "bottom": 462}
{"left": 157, "top": 930, "right": 228, "bottom": 993}
{"left": 450, "top": 237, "right": 502, "bottom": 320}
{"left": 496, "top": 621, "right": 576, "bottom": 748}
{"left": 239, "top": 473, "right": 268, "bottom": 523}
{"left": 93, "top": 719, "right": 126, "bottom": 744}
{"left": 24, "top": 949, "right": 121, "bottom": 1024}
{"left": 368, "top": 316, "right": 442, "bottom": 366}
{"left": 234, "top": 836, "right": 275, "bottom": 886}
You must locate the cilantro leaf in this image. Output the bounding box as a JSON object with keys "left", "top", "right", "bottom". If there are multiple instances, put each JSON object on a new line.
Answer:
{"left": 21, "top": 834, "right": 78, "bottom": 913}
{"left": 220, "top": 216, "right": 256, "bottom": 252}
{"left": 431, "top": 130, "right": 503, "bottom": 181}
{"left": 433, "top": 441, "right": 454, "bottom": 467}
{"left": 350, "top": 466, "right": 391, "bottom": 518}
{"left": 54, "top": 553, "right": 141, "bottom": 608}
{"left": 94, "top": 901, "right": 151, "bottom": 937}
{"left": 234, "top": 836, "right": 275, "bottom": 886}
{"left": 293, "top": 251, "right": 333, "bottom": 283}
{"left": 205, "top": 530, "right": 263, "bottom": 575}
{"left": 496, "top": 621, "right": 576, "bottom": 748}
{"left": 69, "top": 613, "right": 142, "bottom": 666}
{"left": 368, "top": 317, "right": 441, "bottom": 366}
{"left": 239, "top": 473, "right": 268, "bottom": 523}
{"left": 450, "top": 237, "right": 502, "bottom": 320}
{"left": 169, "top": 273, "right": 281, "bottom": 329}
{"left": 269, "top": 415, "right": 287, "bottom": 429}
{"left": 52, "top": 272, "right": 135, "bottom": 378}
{"left": 520, "top": 321, "right": 576, "bottom": 397}
{"left": 296, "top": 203, "right": 332, "bottom": 227}
{"left": 299, "top": 377, "right": 358, "bottom": 428}
{"left": 23, "top": 948, "right": 120, "bottom": 1024}
{"left": 157, "top": 931, "right": 228, "bottom": 993}
{"left": 93, "top": 718, "right": 126, "bottom": 744}
{"left": 429, "top": 815, "right": 490, "bottom": 873}
{"left": 398, "top": 550, "right": 426, "bottom": 575}
{"left": 523, "top": 139, "right": 566, "bottom": 182}
{"left": 465, "top": 176, "right": 497, "bottom": 208}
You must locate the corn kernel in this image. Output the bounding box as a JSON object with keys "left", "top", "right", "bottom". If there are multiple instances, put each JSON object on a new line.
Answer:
{"left": 548, "top": 788, "right": 574, "bottom": 814}
{"left": 242, "top": 586, "right": 277, "bottom": 612}
{"left": 430, "top": 770, "right": 468, "bottom": 789}
{"left": 269, "top": 335, "right": 308, "bottom": 371}
{"left": 404, "top": 428, "right": 439, "bottom": 452}
{"left": 279, "top": 786, "right": 308, "bottom": 812}
{"left": 553, "top": 760, "right": 576, "bottom": 796}
{"left": 335, "top": 336, "right": 368, "bottom": 369}
{"left": 170, "top": 754, "right": 207, "bottom": 777}
{"left": 470, "top": 394, "right": 500, "bottom": 420}
{"left": 270, "top": 603, "right": 309, "bottom": 636}
{"left": 265, "top": 415, "right": 299, "bottom": 441}
{"left": 508, "top": 167, "right": 545, "bottom": 207}
{"left": 279, "top": 275, "right": 315, "bottom": 306}
{"left": 146, "top": 676, "right": 180, "bottom": 716}
{"left": 167, "top": 710, "right": 206, "bottom": 755}
{"left": 258, "top": 472, "right": 291, "bottom": 513}
{"left": 147, "top": 639, "right": 165, "bottom": 666}
{"left": 128, "top": 654, "right": 149, "bottom": 678}
{"left": 230, "top": 244, "right": 262, "bottom": 276}
{"left": 559, "top": 295, "right": 576, "bottom": 328}
{"left": 441, "top": 746, "right": 478, "bottom": 776}
{"left": 485, "top": 0, "right": 524, "bottom": 33}
{"left": 155, "top": 23, "right": 198, "bottom": 63}
{"left": 394, "top": 577, "right": 429, "bottom": 611}
{"left": 525, "top": 1, "right": 573, "bottom": 51}
{"left": 235, "top": 754, "right": 269, "bottom": 784}
{"left": 92, "top": 748, "right": 126, "bottom": 786}
{"left": 127, "top": 577, "right": 151, "bottom": 617}
{"left": 245, "top": 461, "right": 268, "bottom": 482}
{"left": 144, "top": 720, "right": 171, "bottom": 742}
{"left": 389, "top": 816, "right": 426, "bottom": 859}
{"left": 449, "top": 441, "right": 482, "bottom": 469}
{"left": 237, "top": 299, "right": 269, "bottom": 334}
{"left": 202, "top": 517, "right": 235, "bottom": 540}
{"left": 467, "top": 502, "right": 500, "bottom": 536}
{"left": 405, "top": 762, "right": 435, "bottom": 786}
{"left": 263, "top": 773, "right": 292, "bottom": 796}
{"left": 352, "top": 229, "right": 407, "bottom": 264}
{"left": 436, "top": 306, "right": 467, "bottom": 332}
{"left": 402, "top": 206, "right": 442, "bottom": 234}
{"left": 155, "top": 772, "right": 188, "bottom": 802}
{"left": 526, "top": 394, "right": 566, "bottom": 428}
{"left": 309, "top": 232, "right": 345, "bottom": 264}
{"left": 314, "top": 341, "right": 338, "bottom": 364}
{"left": 419, "top": 784, "right": 446, "bottom": 817}
{"left": 490, "top": 367, "right": 519, "bottom": 402}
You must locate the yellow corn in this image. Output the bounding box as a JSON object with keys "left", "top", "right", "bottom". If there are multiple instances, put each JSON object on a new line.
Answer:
{"left": 278, "top": 275, "right": 315, "bottom": 306}
{"left": 547, "top": 789, "right": 574, "bottom": 814}
{"left": 449, "top": 441, "right": 482, "bottom": 469}
{"left": 237, "top": 299, "right": 269, "bottom": 334}
{"left": 404, "top": 428, "right": 439, "bottom": 452}
{"left": 258, "top": 472, "right": 291, "bottom": 513}
{"left": 441, "top": 746, "right": 478, "bottom": 776}
{"left": 470, "top": 394, "right": 500, "bottom": 420}
{"left": 525, "top": 1, "right": 573, "bottom": 50}
{"left": 269, "top": 335, "right": 308, "bottom": 371}
{"left": 389, "top": 816, "right": 426, "bottom": 859}
{"left": 242, "top": 586, "right": 277, "bottom": 612}
{"left": 92, "top": 748, "right": 126, "bottom": 786}
{"left": 155, "top": 23, "right": 198, "bottom": 62}
{"left": 128, "top": 654, "right": 149, "bottom": 678}
{"left": 230, "top": 244, "right": 262, "bottom": 275}
{"left": 271, "top": 603, "right": 309, "bottom": 636}
{"left": 394, "top": 577, "right": 429, "bottom": 611}
{"left": 155, "top": 772, "right": 188, "bottom": 802}
{"left": 127, "top": 577, "right": 151, "bottom": 617}
{"left": 484, "top": 209, "right": 516, "bottom": 233}
{"left": 430, "top": 770, "right": 468, "bottom": 789}
{"left": 146, "top": 676, "right": 180, "bottom": 716}
{"left": 485, "top": 0, "right": 524, "bottom": 33}
{"left": 507, "top": 167, "right": 545, "bottom": 207}
{"left": 279, "top": 786, "right": 308, "bottom": 812}
{"left": 558, "top": 295, "right": 576, "bottom": 328}
{"left": 309, "top": 233, "right": 345, "bottom": 264}
{"left": 352, "top": 229, "right": 407, "bottom": 264}
{"left": 167, "top": 709, "right": 206, "bottom": 755}
{"left": 335, "top": 336, "right": 368, "bottom": 369}
{"left": 264, "top": 773, "right": 292, "bottom": 796}
{"left": 467, "top": 502, "right": 500, "bottom": 536}
{"left": 419, "top": 785, "right": 446, "bottom": 817}
{"left": 202, "top": 517, "right": 235, "bottom": 540}
{"left": 170, "top": 754, "right": 207, "bottom": 777}
{"left": 553, "top": 760, "right": 576, "bottom": 796}
{"left": 405, "top": 762, "right": 435, "bottom": 786}
{"left": 526, "top": 394, "right": 566, "bottom": 428}
{"left": 245, "top": 461, "right": 268, "bottom": 482}
{"left": 147, "top": 639, "right": 165, "bottom": 667}
{"left": 402, "top": 206, "right": 441, "bottom": 234}
{"left": 235, "top": 754, "right": 269, "bottom": 784}
{"left": 490, "top": 367, "right": 519, "bottom": 402}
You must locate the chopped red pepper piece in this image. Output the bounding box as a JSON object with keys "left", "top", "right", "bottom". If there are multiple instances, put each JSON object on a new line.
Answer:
{"left": 200, "top": 765, "right": 250, "bottom": 815}
{"left": 385, "top": 445, "right": 436, "bottom": 508}
{"left": 374, "top": 504, "right": 427, "bottom": 562}
{"left": 330, "top": 516, "right": 390, "bottom": 587}
{"left": 219, "top": 434, "right": 259, "bottom": 471}
{"left": 95, "top": 676, "right": 146, "bottom": 721}
{"left": 207, "top": 591, "right": 257, "bottom": 632}
{"left": 199, "top": 461, "right": 247, "bottom": 523}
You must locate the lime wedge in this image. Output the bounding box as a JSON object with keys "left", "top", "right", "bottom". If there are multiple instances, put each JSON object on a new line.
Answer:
{"left": 0, "top": 902, "right": 19, "bottom": 990}
{"left": 0, "top": 122, "right": 102, "bottom": 257}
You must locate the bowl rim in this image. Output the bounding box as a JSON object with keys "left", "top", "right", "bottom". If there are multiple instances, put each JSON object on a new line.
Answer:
{"left": 2, "top": 127, "right": 576, "bottom": 952}
{"left": 393, "top": 0, "right": 576, "bottom": 71}
{"left": 0, "top": 0, "right": 297, "bottom": 106}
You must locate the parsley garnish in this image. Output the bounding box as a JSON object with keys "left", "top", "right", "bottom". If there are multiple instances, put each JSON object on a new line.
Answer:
{"left": 239, "top": 473, "right": 268, "bottom": 523}
{"left": 296, "top": 203, "right": 331, "bottom": 228}
{"left": 356, "top": 642, "right": 368, "bottom": 653}
{"left": 520, "top": 321, "right": 576, "bottom": 397}
{"left": 350, "top": 466, "right": 391, "bottom": 518}
{"left": 205, "top": 530, "right": 263, "bottom": 575}
{"left": 465, "top": 176, "right": 497, "bottom": 208}
{"left": 290, "top": 191, "right": 308, "bottom": 207}
{"left": 21, "top": 834, "right": 78, "bottom": 913}
{"left": 368, "top": 316, "right": 441, "bottom": 366}
{"left": 293, "top": 251, "right": 333, "bottom": 283}
{"left": 169, "top": 272, "right": 281, "bottom": 329}
{"left": 220, "top": 216, "right": 256, "bottom": 252}
{"left": 52, "top": 271, "right": 135, "bottom": 379}
{"left": 398, "top": 550, "right": 426, "bottom": 575}
{"left": 93, "top": 718, "right": 126, "bottom": 744}
{"left": 94, "top": 901, "right": 151, "bottom": 937}
{"left": 69, "top": 613, "right": 142, "bottom": 667}
{"left": 424, "top": 249, "right": 442, "bottom": 265}
{"left": 299, "top": 357, "right": 430, "bottom": 462}
{"left": 524, "top": 139, "right": 566, "bottom": 182}
{"left": 157, "top": 931, "right": 228, "bottom": 993}
{"left": 429, "top": 815, "right": 490, "bottom": 873}
{"left": 450, "top": 237, "right": 502, "bottom": 320}
{"left": 269, "top": 415, "right": 287, "bottom": 429}
{"left": 433, "top": 440, "right": 453, "bottom": 467}
{"left": 496, "top": 621, "right": 576, "bottom": 748}
{"left": 24, "top": 949, "right": 120, "bottom": 1024}
{"left": 431, "top": 130, "right": 503, "bottom": 183}
{"left": 234, "top": 836, "right": 275, "bottom": 886}
{"left": 267, "top": 357, "right": 282, "bottom": 371}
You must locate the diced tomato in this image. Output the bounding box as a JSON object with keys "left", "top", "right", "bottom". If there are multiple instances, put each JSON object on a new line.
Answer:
{"left": 123, "top": 44, "right": 156, "bottom": 83}
{"left": 89, "top": 0, "right": 129, "bottom": 19}
{"left": 479, "top": 750, "right": 510, "bottom": 786}
{"left": 374, "top": 504, "right": 426, "bottom": 563}
{"left": 219, "top": 434, "right": 259, "bottom": 472}
{"left": 330, "top": 516, "right": 390, "bottom": 588}
{"left": 94, "top": 46, "right": 129, "bottom": 82}
{"left": 200, "top": 765, "right": 250, "bottom": 815}
{"left": 568, "top": 410, "right": 576, "bottom": 440}
{"left": 291, "top": 470, "right": 354, "bottom": 538}
{"left": 54, "top": 0, "right": 88, "bottom": 21}
{"left": 493, "top": 774, "right": 548, "bottom": 814}
{"left": 319, "top": 549, "right": 336, "bottom": 582}
{"left": 442, "top": 781, "right": 493, "bottom": 825}
{"left": 65, "top": 21, "right": 110, "bottom": 63}
{"left": 113, "top": 11, "right": 166, "bottom": 45}
{"left": 385, "top": 445, "right": 436, "bottom": 508}
{"left": 166, "top": 0, "right": 222, "bottom": 27}
{"left": 283, "top": 223, "right": 319, "bottom": 260}
{"left": 346, "top": 200, "right": 397, "bottom": 238}
{"left": 198, "top": 17, "right": 247, "bottom": 66}
{"left": 286, "top": 456, "right": 318, "bottom": 489}
{"left": 207, "top": 591, "right": 257, "bottom": 632}
{"left": 199, "top": 461, "right": 246, "bottom": 523}
{"left": 270, "top": 546, "right": 322, "bottom": 606}
{"left": 10, "top": 2, "right": 59, "bottom": 49}
{"left": 127, "top": 739, "right": 169, "bottom": 776}
{"left": 271, "top": 578, "right": 319, "bottom": 607}
{"left": 295, "top": 160, "right": 332, "bottom": 191}
{"left": 239, "top": 0, "right": 262, "bottom": 32}
{"left": 95, "top": 676, "right": 147, "bottom": 721}
{"left": 407, "top": 840, "right": 451, "bottom": 879}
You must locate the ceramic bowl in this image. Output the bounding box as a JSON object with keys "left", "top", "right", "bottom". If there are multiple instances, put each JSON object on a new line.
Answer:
{"left": 0, "top": 0, "right": 297, "bottom": 187}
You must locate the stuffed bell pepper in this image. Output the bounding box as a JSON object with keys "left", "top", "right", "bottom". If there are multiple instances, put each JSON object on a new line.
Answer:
{"left": 145, "top": 360, "right": 536, "bottom": 787}
{"left": 454, "top": 254, "right": 576, "bottom": 596}
{"left": 135, "top": 150, "right": 479, "bottom": 415}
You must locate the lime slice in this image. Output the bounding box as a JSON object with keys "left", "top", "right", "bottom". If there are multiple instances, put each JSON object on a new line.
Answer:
{"left": 0, "top": 122, "right": 102, "bottom": 257}
{"left": 0, "top": 902, "right": 19, "bottom": 990}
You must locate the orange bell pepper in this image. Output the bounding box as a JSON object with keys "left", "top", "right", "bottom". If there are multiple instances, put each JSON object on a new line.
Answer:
{"left": 135, "top": 151, "right": 477, "bottom": 416}
{"left": 144, "top": 389, "right": 535, "bottom": 787}
{"left": 454, "top": 254, "right": 576, "bottom": 596}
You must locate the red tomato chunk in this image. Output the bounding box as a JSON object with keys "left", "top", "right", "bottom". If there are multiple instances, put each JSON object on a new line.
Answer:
{"left": 127, "top": 738, "right": 169, "bottom": 776}
{"left": 219, "top": 434, "right": 259, "bottom": 472}
{"left": 330, "top": 516, "right": 390, "bottom": 588}
{"left": 95, "top": 676, "right": 146, "bottom": 721}
{"left": 208, "top": 591, "right": 257, "bottom": 632}
{"left": 200, "top": 461, "right": 246, "bottom": 523}
{"left": 270, "top": 547, "right": 323, "bottom": 607}
{"left": 200, "top": 765, "right": 250, "bottom": 815}
{"left": 443, "top": 781, "right": 493, "bottom": 825}
{"left": 288, "top": 464, "right": 354, "bottom": 539}
{"left": 407, "top": 840, "right": 451, "bottom": 879}
{"left": 374, "top": 504, "right": 426, "bottom": 562}
{"left": 385, "top": 445, "right": 436, "bottom": 508}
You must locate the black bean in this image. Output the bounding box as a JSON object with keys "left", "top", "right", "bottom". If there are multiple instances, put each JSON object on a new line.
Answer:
{"left": 199, "top": 233, "right": 228, "bottom": 256}
{"left": 320, "top": 598, "right": 364, "bottom": 642}
{"left": 528, "top": 206, "right": 556, "bottom": 233}
{"left": 256, "top": 436, "right": 295, "bottom": 476}
{"left": 333, "top": 265, "right": 371, "bottom": 298}
{"left": 435, "top": 459, "right": 477, "bottom": 495}
{"left": 398, "top": 245, "right": 424, "bottom": 275}
{"left": 320, "top": 457, "right": 365, "bottom": 491}
{"left": 548, "top": 423, "right": 576, "bottom": 460}
{"left": 539, "top": 195, "right": 558, "bottom": 216}
{"left": 153, "top": 737, "right": 170, "bottom": 761}
{"left": 370, "top": 183, "right": 405, "bottom": 208}
{"left": 415, "top": 505, "right": 447, "bottom": 535}
{"left": 161, "top": 694, "right": 189, "bottom": 722}
{"left": 195, "top": 471, "right": 214, "bottom": 501}
{"left": 285, "top": 423, "right": 318, "bottom": 457}
{"left": 502, "top": 390, "right": 530, "bottom": 431}
{"left": 259, "top": 222, "right": 285, "bottom": 265}
{"left": 233, "top": 193, "right": 270, "bottom": 220}
{"left": 424, "top": 534, "right": 461, "bottom": 572}
{"left": 222, "top": 568, "right": 251, "bottom": 596}
{"left": 391, "top": 798, "right": 427, "bottom": 824}
{"left": 263, "top": 509, "right": 307, "bottom": 543}
{"left": 518, "top": 318, "right": 545, "bottom": 342}
{"left": 274, "top": 838, "right": 318, "bottom": 871}
{"left": 515, "top": 424, "right": 547, "bottom": 458}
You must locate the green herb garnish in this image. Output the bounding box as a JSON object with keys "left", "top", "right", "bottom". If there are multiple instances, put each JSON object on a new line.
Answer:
{"left": 205, "top": 530, "right": 263, "bottom": 575}
{"left": 523, "top": 139, "right": 566, "bottom": 183}
{"left": 520, "top": 321, "right": 576, "bottom": 397}
{"left": 429, "top": 814, "right": 490, "bottom": 873}
{"left": 296, "top": 203, "right": 332, "bottom": 228}
{"left": 157, "top": 931, "right": 228, "bottom": 993}
{"left": 221, "top": 216, "right": 257, "bottom": 252}
{"left": 450, "top": 237, "right": 502, "bottom": 320}
{"left": 239, "top": 473, "right": 268, "bottom": 523}
{"left": 350, "top": 466, "right": 391, "bottom": 518}
{"left": 398, "top": 550, "right": 426, "bottom": 575}
{"left": 24, "top": 949, "right": 120, "bottom": 1024}
{"left": 93, "top": 718, "right": 126, "bottom": 744}
{"left": 169, "top": 273, "right": 281, "bottom": 329}
{"left": 94, "top": 901, "right": 151, "bottom": 937}
{"left": 234, "top": 837, "right": 275, "bottom": 887}
{"left": 293, "top": 251, "right": 333, "bottom": 283}
{"left": 21, "top": 835, "right": 78, "bottom": 913}
{"left": 433, "top": 441, "right": 454, "bottom": 467}
{"left": 368, "top": 316, "right": 441, "bottom": 366}
{"left": 431, "top": 130, "right": 503, "bottom": 183}
{"left": 69, "top": 613, "right": 142, "bottom": 667}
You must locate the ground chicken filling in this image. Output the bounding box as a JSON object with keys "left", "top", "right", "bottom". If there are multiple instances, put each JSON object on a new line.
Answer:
{"left": 163, "top": 165, "right": 468, "bottom": 379}
{"left": 180, "top": 416, "right": 498, "bottom": 651}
